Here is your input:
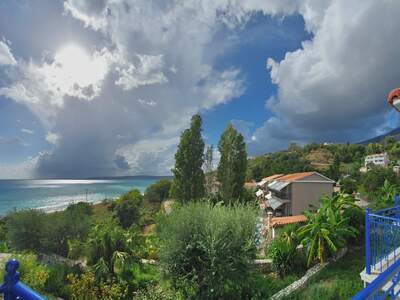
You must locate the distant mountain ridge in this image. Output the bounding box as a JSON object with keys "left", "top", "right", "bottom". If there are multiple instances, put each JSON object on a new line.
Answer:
{"left": 89, "top": 175, "right": 172, "bottom": 180}
{"left": 358, "top": 127, "right": 400, "bottom": 145}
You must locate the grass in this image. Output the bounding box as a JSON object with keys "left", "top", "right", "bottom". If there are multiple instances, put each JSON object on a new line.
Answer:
{"left": 91, "top": 200, "right": 113, "bottom": 223}
{"left": 282, "top": 246, "right": 364, "bottom": 300}
{"left": 259, "top": 273, "right": 300, "bottom": 298}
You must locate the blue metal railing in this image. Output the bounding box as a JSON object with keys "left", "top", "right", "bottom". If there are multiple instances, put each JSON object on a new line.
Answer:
{"left": 0, "top": 259, "right": 46, "bottom": 300}
{"left": 366, "top": 201, "right": 400, "bottom": 274}
{"left": 352, "top": 257, "right": 400, "bottom": 299}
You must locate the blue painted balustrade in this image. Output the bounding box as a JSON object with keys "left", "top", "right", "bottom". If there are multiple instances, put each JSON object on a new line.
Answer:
{"left": 365, "top": 197, "right": 400, "bottom": 274}
{"left": 353, "top": 196, "right": 400, "bottom": 299}
{"left": 0, "top": 259, "right": 45, "bottom": 300}
{"left": 352, "top": 257, "right": 400, "bottom": 299}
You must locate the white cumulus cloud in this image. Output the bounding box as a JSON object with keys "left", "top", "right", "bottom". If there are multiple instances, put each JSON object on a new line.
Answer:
{"left": 0, "top": 40, "right": 16, "bottom": 66}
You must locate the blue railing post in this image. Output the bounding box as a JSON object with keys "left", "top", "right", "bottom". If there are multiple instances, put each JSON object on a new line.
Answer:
{"left": 366, "top": 207, "right": 371, "bottom": 275}
{"left": 0, "top": 259, "right": 46, "bottom": 300}
{"left": 395, "top": 194, "right": 400, "bottom": 218}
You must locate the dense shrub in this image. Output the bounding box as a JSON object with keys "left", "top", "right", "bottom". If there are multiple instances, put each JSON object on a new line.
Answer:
{"left": 135, "top": 284, "right": 179, "bottom": 300}
{"left": 67, "top": 271, "right": 128, "bottom": 300}
{"left": 144, "top": 179, "right": 172, "bottom": 203}
{"left": 340, "top": 176, "right": 358, "bottom": 194}
{"left": 298, "top": 194, "right": 359, "bottom": 266}
{"left": 157, "top": 201, "right": 258, "bottom": 299}
{"left": 267, "top": 225, "right": 305, "bottom": 277}
{"left": 268, "top": 238, "right": 296, "bottom": 277}
{"left": 114, "top": 189, "right": 143, "bottom": 228}
{"left": 44, "top": 263, "right": 82, "bottom": 298}
{"left": 6, "top": 203, "right": 92, "bottom": 255}
{"left": 6, "top": 210, "right": 47, "bottom": 251}
{"left": 360, "top": 166, "right": 399, "bottom": 199}
{"left": 0, "top": 253, "right": 50, "bottom": 293}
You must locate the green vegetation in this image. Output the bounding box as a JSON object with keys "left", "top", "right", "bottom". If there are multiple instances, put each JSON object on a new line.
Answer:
{"left": 113, "top": 189, "right": 143, "bottom": 229}
{"left": 144, "top": 179, "right": 171, "bottom": 204}
{"left": 6, "top": 202, "right": 92, "bottom": 256}
{"left": 266, "top": 193, "right": 360, "bottom": 280}
{"left": 298, "top": 194, "right": 358, "bottom": 266}
{"left": 282, "top": 247, "right": 364, "bottom": 300}
{"left": 171, "top": 114, "right": 205, "bottom": 202}
{"left": 157, "top": 201, "right": 258, "bottom": 299}
{"left": 4, "top": 115, "right": 400, "bottom": 299}
{"left": 1, "top": 192, "right": 160, "bottom": 299}
{"left": 217, "top": 123, "right": 247, "bottom": 204}
{"left": 247, "top": 150, "right": 312, "bottom": 181}
{"left": 267, "top": 227, "right": 305, "bottom": 277}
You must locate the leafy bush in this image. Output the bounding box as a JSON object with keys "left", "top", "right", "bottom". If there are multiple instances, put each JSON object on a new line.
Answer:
{"left": 67, "top": 271, "right": 128, "bottom": 300}
{"left": 44, "top": 263, "right": 81, "bottom": 298}
{"left": 340, "top": 176, "right": 358, "bottom": 194}
{"left": 144, "top": 179, "right": 172, "bottom": 203}
{"left": 114, "top": 189, "right": 143, "bottom": 228}
{"left": 360, "top": 166, "right": 399, "bottom": 200}
{"left": 6, "top": 210, "right": 47, "bottom": 252}
{"left": 0, "top": 253, "right": 50, "bottom": 293}
{"left": 268, "top": 238, "right": 297, "bottom": 277}
{"left": 135, "top": 284, "right": 179, "bottom": 300}
{"left": 267, "top": 224, "right": 306, "bottom": 278}
{"left": 298, "top": 194, "right": 359, "bottom": 266}
{"left": 6, "top": 203, "right": 92, "bottom": 255}
{"left": 157, "top": 201, "right": 258, "bottom": 299}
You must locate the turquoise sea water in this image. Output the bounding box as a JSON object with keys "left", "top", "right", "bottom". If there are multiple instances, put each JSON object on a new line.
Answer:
{"left": 0, "top": 178, "right": 159, "bottom": 216}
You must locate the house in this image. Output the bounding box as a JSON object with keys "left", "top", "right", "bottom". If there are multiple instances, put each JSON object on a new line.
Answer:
{"left": 265, "top": 212, "right": 307, "bottom": 239}
{"left": 257, "top": 174, "right": 284, "bottom": 190}
{"left": 364, "top": 152, "right": 389, "bottom": 168}
{"left": 264, "top": 171, "right": 335, "bottom": 216}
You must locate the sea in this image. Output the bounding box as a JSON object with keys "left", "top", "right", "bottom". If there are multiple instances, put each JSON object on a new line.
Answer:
{"left": 0, "top": 177, "right": 162, "bottom": 216}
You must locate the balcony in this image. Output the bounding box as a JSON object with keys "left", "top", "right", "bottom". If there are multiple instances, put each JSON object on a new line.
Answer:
{"left": 353, "top": 201, "right": 400, "bottom": 299}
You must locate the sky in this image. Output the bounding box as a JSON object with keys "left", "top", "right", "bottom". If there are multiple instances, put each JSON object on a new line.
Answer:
{"left": 1, "top": 0, "right": 400, "bottom": 179}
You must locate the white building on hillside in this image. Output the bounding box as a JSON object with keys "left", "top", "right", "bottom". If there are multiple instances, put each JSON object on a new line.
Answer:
{"left": 364, "top": 153, "right": 389, "bottom": 168}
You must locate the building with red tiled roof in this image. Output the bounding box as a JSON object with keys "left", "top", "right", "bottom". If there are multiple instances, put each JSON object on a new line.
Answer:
{"left": 264, "top": 171, "right": 334, "bottom": 216}
{"left": 244, "top": 181, "right": 257, "bottom": 189}
{"left": 270, "top": 215, "right": 307, "bottom": 227}
{"left": 275, "top": 172, "right": 316, "bottom": 182}
{"left": 265, "top": 213, "right": 307, "bottom": 239}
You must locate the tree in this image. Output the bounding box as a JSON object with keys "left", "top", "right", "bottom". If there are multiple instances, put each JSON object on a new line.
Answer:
{"left": 371, "top": 179, "right": 399, "bottom": 209}
{"left": 157, "top": 202, "right": 258, "bottom": 299}
{"left": 327, "top": 154, "right": 340, "bottom": 181}
{"left": 204, "top": 145, "right": 214, "bottom": 195}
{"left": 360, "top": 166, "right": 398, "bottom": 198}
{"left": 171, "top": 114, "right": 205, "bottom": 202}
{"left": 6, "top": 210, "right": 47, "bottom": 252}
{"left": 297, "top": 194, "right": 358, "bottom": 266}
{"left": 144, "top": 179, "right": 172, "bottom": 203}
{"left": 114, "top": 189, "right": 143, "bottom": 229}
{"left": 217, "top": 123, "right": 247, "bottom": 204}
{"left": 366, "top": 143, "right": 383, "bottom": 155}
{"left": 340, "top": 176, "right": 358, "bottom": 194}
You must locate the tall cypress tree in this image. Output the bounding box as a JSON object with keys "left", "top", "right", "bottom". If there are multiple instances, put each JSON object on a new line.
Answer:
{"left": 171, "top": 114, "right": 205, "bottom": 202}
{"left": 217, "top": 123, "right": 247, "bottom": 204}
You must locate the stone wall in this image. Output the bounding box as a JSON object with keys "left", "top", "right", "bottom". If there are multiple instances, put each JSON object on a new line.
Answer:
{"left": 270, "top": 247, "right": 348, "bottom": 300}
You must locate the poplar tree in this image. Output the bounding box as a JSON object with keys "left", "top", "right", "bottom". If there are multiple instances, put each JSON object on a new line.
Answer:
{"left": 171, "top": 114, "right": 205, "bottom": 202}
{"left": 217, "top": 123, "right": 247, "bottom": 204}
{"left": 204, "top": 145, "right": 214, "bottom": 195}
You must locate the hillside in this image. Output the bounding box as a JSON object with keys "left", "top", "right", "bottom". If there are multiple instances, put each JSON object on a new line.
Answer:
{"left": 358, "top": 127, "right": 400, "bottom": 144}
{"left": 247, "top": 143, "right": 367, "bottom": 182}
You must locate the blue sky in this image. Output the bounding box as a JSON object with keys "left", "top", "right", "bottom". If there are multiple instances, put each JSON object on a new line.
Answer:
{"left": 0, "top": 1, "right": 399, "bottom": 178}
{"left": 202, "top": 13, "right": 311, "bottom": 146}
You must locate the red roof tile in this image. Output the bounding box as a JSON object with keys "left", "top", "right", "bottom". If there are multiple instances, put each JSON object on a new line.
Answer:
{"left": 276, "top": 172, "right": 315, "bottom": 182}
{"left": 271, "top": 215, "right": 307, "bottom": 227}
{"left": 262, "top": 174, "right": 284, "bottom": 182}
